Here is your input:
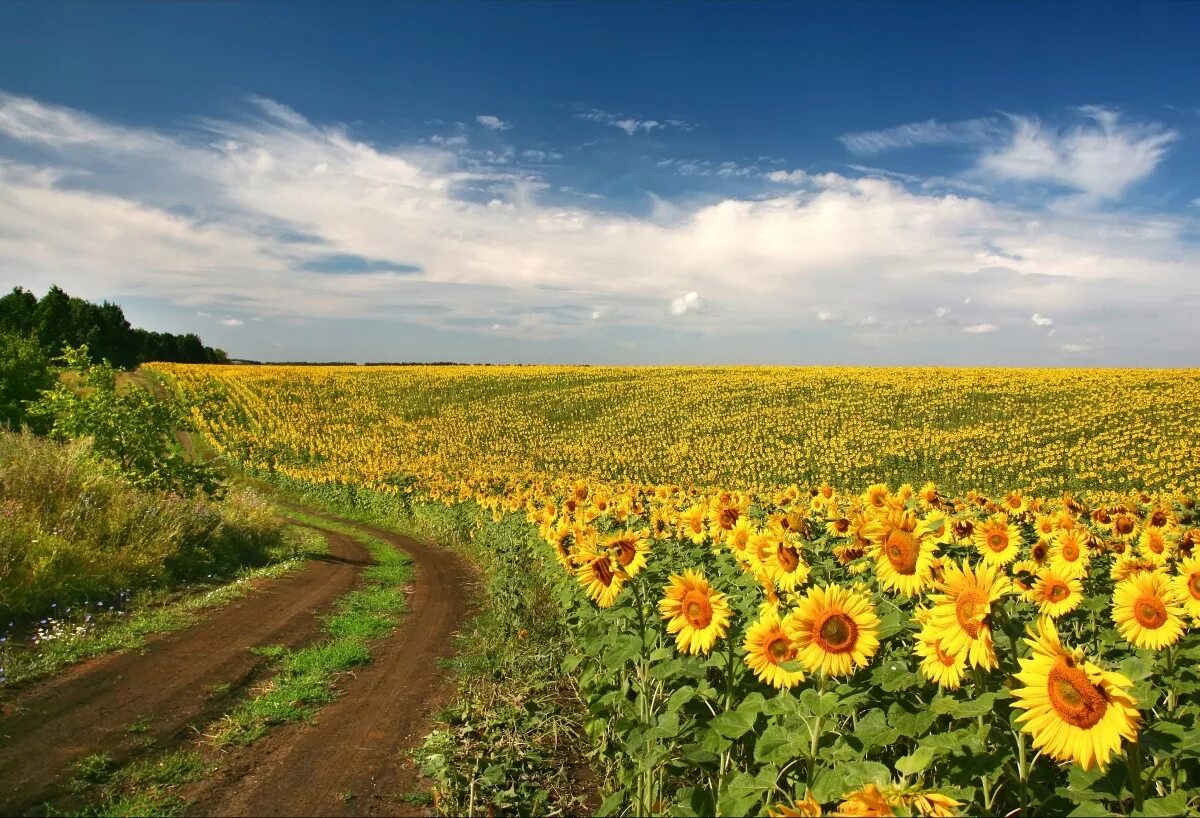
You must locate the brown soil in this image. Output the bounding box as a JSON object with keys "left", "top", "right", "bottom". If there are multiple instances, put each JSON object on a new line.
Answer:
{"left": 184, "top": 514, "right": 476, "bottom": 817}
{"left": 0, "top": 524, "right": 372, "bottom": 815}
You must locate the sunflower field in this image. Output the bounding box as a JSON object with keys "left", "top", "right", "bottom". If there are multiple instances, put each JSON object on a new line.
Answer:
{"left": 153, "top": 364, "right": 1200, "bottom": 816}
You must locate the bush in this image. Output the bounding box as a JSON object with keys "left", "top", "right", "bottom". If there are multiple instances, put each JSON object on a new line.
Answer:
{"left": 0, "top": 430, "right": 283, "bottom": 620}
{"left": 0, "top": 331, "right": 53, "bottom": 431}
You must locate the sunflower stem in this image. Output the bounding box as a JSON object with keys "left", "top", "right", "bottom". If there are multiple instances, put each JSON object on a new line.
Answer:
{"left": 1124, "top": 739, "right": 1145, "bottom": 814}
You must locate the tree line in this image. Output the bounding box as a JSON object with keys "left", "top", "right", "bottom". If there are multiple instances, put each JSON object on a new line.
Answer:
{"left": 0, "top": 285, "right": 228, "bottom": 369}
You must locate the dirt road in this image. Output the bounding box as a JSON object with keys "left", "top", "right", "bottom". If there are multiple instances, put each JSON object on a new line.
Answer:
{"left": 0, "top": 509, "right": 474, "bottom": 817}
{"left": 186, "top": 515, "right": 476, "bottom": 816}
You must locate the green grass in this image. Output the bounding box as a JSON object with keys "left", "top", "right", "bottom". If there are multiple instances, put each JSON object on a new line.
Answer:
{"left": 68, "top": 750, "right": 213, "bottom": 817}
{"left": 0, "top": 525, "right": 328, "bottom": 687}
{"left": 210, "top": 516, "right": 412, "bottom": 746}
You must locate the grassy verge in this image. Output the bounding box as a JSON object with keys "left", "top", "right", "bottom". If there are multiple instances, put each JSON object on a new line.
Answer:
{"left": 1, "top": 525, "right": 327, "bottom": 688}
{"left": 66, "top": 750, "right": 214, "bottom": 817}
{"left": 208, "top": 514, "right": 412, "bottom": 745}
{"left": 262, "top": 478, "right": 597, "bottom": 815}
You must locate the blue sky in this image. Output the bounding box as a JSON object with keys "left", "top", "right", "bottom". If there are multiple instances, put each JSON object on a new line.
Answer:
{"left": 1, "top": 1, "right": 1198, "bottom": 364}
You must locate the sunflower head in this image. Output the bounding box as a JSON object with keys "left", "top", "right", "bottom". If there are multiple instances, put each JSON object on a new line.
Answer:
{"left": 743, "top": 609, "right": 805, "bottom": 689}
{"left": 658, "top": 569, "right": 732, "bottom": 655}
{"left": 1112, "top": 571, "right": 1186, "bottom": 650}
{"left": 785, "top": 584, "right": 880, "bottom": 678}
{"left": 1012, "top": 618, "right": 1139, "bottom": 771}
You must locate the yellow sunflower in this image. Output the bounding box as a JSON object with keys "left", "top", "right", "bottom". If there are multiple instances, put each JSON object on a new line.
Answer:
{"left": 743, "top": 609, "right": 805, "bottom": 689}
{"left": 836, "top": 784, "right": 892, "bottom": 817}
{"left": 973, "top": 514, "right": 1023, "bottom": 566}
{"left": 1011, "top": 618, "right": 1139, "bottom": 771}
{"left": 574, "top": 549, "right": 625, "bottom": 608}
{"left": 1050, "top": 528, "right": 1091, "bottom": 579}
{"left": 726, "top": 516, "right": 756, "bottom": 561}
{"left": 867, "top": 512, "right": 938, "bottom": 597}
{"left": 862, "top": 483, "right": 891, "bottom": 512}
{"left": 1174, "top": 556, "right": 1200, "bottom": 619}
{"left": 914, "top": 633, "right": 967, "bottom": 690}
{"left": 605, "top": 529, "right": 650, "bottom": 578}
{"left": 1136, "top": 526, "right": 1174, "bottom": 567}
{"left": 924, "top": 559, "right": 1010, "bottom": 670}
{"left": 1109, "top": 556, "right": 1159, "bottom": 583}
{"left": 679, "top": 504, "right": 709, "bottom": 545}
{"left": 768, "top": 791, "right": 822, "bottom": 817}
{"left": 763, "top": 533, "right": 812, "bottom": 592}
{"left": 658, "top": 569, "right": 732, "bottom": 655}
{"left": 1031, "top": 569, "right": 1084, "bottom": 618}
{"left": 785, "top": 584, "right": 880, "bottom": 677}
{"left": 1112, "top": 572, "right": 1186, "bottom": 650}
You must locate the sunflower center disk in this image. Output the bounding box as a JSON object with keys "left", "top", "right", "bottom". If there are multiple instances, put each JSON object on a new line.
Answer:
{"left": 1188, "top": 574, "right": 1200, "bottom": 600}
{"left": 955, "top": 591, "right": 986, "bottom": 638}
{"left": 777, "top": 545, "right": 800, "bottom": 573}
{"left": 814, "top": 611, "right": 858, "bottom": 654}
{"left": 1134, "top": 595, "right": 1167, "bottom": 628}
{"left": 987, "top": 532, "right": 1007, "bottom": 552}
{"left": 1047, "top": 582, "right": 1069, "bottom": 602}
{"left": 885, "top": 531, "right": 918, "bottom": 574}
{"left": 1062, "top": 542, "right": 1080, "bottom": 562}
{"left": 767, "top": 635, "right": 793, "bottom": 663}
{"left": 682, "top": 591, "right": 714, "bottom": 629}
{"left": 1047, "top": 662, "right": 1108, "bottom": 729}
{"left": 594, "top": 558, "right": 615, "bottom": 586}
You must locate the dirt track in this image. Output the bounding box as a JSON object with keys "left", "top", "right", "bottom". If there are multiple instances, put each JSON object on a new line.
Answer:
{"left": 0, "top": 510, "right": 474, "bottom": 817}
{"left": 185, "top": 515, "right": 476, "bottom": 816}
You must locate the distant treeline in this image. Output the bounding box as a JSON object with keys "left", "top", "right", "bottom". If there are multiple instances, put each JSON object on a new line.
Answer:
{"left": 0, "top": 286, "right": 228, "bottom": 368}
{"left": 232, "top": 360, "right": 547, "bottom": 367}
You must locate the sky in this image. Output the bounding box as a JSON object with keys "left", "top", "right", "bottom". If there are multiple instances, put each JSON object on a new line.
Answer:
{"left": 1, "top": 1, "right": 1198, "bottom": 365}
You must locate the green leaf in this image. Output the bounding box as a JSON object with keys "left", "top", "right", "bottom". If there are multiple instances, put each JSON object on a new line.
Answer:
{"left": 931, "top": 691, "right": 999, "bottom": 719}
{"left": 800, "top": 688, "right": 840, "bottom": 716}
{"left": 596, "top": 789, "right": 625, "bottom": 817}
{"left": 888, "top": 702, "right": 935, "bottom": 738}
{"left": 872, "top": 661, "right": 925, "bottom": 692}
{"left": 895, "top": 746, "right": 939, "bottom": 776}
{"left": 810, "top": 760, "right": 890, "bottom": 803}
{"left": 715, "top": 771, "right": 768, "bottom": 817}
{"left": 849, "top": 709, "right": 898, "bottom": 751}
{"left": 602, "top": 634, "right": 643, "bottom": 670}
{"left": 1138, "top": 791, "right": 1190, "bottom": 817}
{"left": 666, "top": 685, "right": 696, "bottom": 713}
{"left": 709, "top": 708, "right": 758, "bottom": 739}
{"left": 753, "top": 723, "right": 805, "bottom": 765}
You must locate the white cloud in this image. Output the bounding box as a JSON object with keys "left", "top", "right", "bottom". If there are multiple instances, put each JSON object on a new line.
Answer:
{"left": 840, "top": 118, "right": 997, "bottom": 154}
{"left": 1030, "top": 313, "right": 1054, "bottom": 327}
{"left": 934, "top": 306, "right": 951, "bottom": 318}
{"left": 475, "top": 115, "right": 510, "bottom": 131}
{"left": 815, "top": 310, "right": 838, "bottom": 322}
{"left": 0, "top": 91, "right": 1198, "bottom": 361}
{"left": 669, "top": 291, "right": 705, "bottom": 316}
{"left": 766, "top": 169, "right": 808, "bottom": 185}
{"left": 978, "top": 107, "right": 1177, "bottom": 200}
{"left": 578, "top": 108, "right": 690, "bottom": 135}
{"left": 1062, "top": 343, "right": 1090, "bottom": 353}
{"left": 591, "top": 310, "right": 601, "bottom": 320}
{"left": 963, "top": 323, "right": 1000, "bottom": 334}
{"left": 220, "top": 318, "right": 244, "bottom": 327}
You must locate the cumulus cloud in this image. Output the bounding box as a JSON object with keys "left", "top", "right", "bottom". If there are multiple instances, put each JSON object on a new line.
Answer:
{"left": 0, "top": 91, "right": 1197, "bottom": 361}
{"left": 669, "top": 291, "right": 705, "bottom": 316}
{"left": 1031, "top": 313, "right": 1054, "bottom": 327}
{"left": 963, "top": 323, "right": 1000, "bottom": 334}
{"left": 220, "top": 318, "right": 244, "bottom": 327}
{"left": 934, "top": 306, "right": 951, "bottom": 318}
{"left": 475, "top": 114, "right": 510, "bottom": 131}
{"left": 766, "top": 169, "right": 808, "bottom": 185}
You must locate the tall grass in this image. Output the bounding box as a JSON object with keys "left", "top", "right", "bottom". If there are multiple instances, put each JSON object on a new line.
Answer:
{"left": 0, "top": 430, "right": 283, "bottom": 620}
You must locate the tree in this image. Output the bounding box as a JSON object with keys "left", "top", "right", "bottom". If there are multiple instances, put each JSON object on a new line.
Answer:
{"left": 0, "top": 287, "right": 38, "bottom": 334}
{"left": 29, "top": 346, "right": 220, "bottom": 494}
{"left": 0, "top": 331, "right": 53, "bottom": 430}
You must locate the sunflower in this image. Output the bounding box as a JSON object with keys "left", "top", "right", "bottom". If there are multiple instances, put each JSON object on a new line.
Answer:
{"left": 679, "top": 504, "right": 709, "bottom": 544}
{"left": 1050, "top": 528, "right": 1091, "bottom": 579}
{"left": 836, "top": 784, "right": 892, "bottom": 817}
{"left": 1174, "top": 556, "right": 1200, "bottom": 619}
{"left": 1109, "top": 556, "right": 1159, "bottom": 582}
{"left": 867, "top": 511, "right": 938, "bottom": 597}
{"left": 862, "top": 483, "right": 891, "bottom": 512}
{"left": 1112, "top": 572, "right": 1186, "bottom": 650}
{"left": 1011, "top": 559, "right": 1040, "bottom": 602}
{"left": 658, "top": 569, "right": 732, "bottom": 655}
{"left": 574, "top": 549, "right": 625, "bottom": 608}
{"left": 973, "top": 514, "right": 1023, "bottom": 566}
{"left": 878, "top": 785, "right": 962, "bottom": 817}
{"left": 914, "top": 633, "right": 967, "bottom": 690}
{"left": 1031, "top": 569, "right": 1084, "bottom": 618}
{"left": 726, "top": 516, "right": 756, "bottom": 561}
{"left": 1033, "top": 514, "right": 1058, "bottom": 542}
{"left": 1003, "top": 490, "right": 1028, "bottom": 515}
{"left": 1136, "top": 526, "right": 1174, "bottom": 567}
{"left": 768, "top": 791, "right": 822, "bottom": 818}
{"left": 918, "top": 481, "right": 941, "bottom": 509}
{"left": 924, "top": 559, "right": 1010, "bottom": 670}
{"left": 763, "top": 533, "right": 812, "bottom": 592}
{"left": 785, "top": 584, "right": 880, "bottom": 677}
{"left": 743, "top": 609, "right": 805, "bottom": 689}
{"left": 1011, "top": 618, "right": 1139, "bottom": 771}
{"left": 606, "top": 529, "right": 650, "bottom": 578}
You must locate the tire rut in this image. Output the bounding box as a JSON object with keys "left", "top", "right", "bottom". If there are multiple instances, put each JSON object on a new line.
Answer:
{"left": 185, "top": 510, "right": 477, "bottom": 817}
{"left": 0, "top": 526, "right": 371, "bottom": 815}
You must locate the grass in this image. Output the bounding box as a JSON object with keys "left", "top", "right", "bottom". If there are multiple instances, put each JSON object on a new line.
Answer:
{"left": 0, "top": 525, "right": 328, "bottom": 688}
{"left": 209, "top": 512, "right": 412, "bottom": 746}
{"left": 68, "top": 750, "right": 213, "bottom": 817}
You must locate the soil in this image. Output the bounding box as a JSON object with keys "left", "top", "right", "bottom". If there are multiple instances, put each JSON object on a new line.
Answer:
{"left": 0, "top": 507, "right": 476, "bottom": 816}
{"left": 183, "top": 513, "right": 477, "bottom": 817}
{"left": 0, "top": 524, "right": 370, "bottom": 814}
